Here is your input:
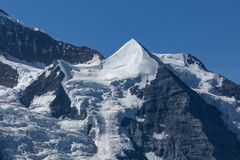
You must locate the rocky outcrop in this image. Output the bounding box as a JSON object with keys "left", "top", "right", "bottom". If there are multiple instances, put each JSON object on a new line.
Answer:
{"left": 0, "top": 9, "right": 102, "bottom": 65}
{"left": 185, "top": 54, "right": 208, "bottom": 71}
{"left": 0, "top": 61, "right": 18, "bottom": 88}
{"left": 20, "top": 63, "right": 79, "bottom": 119}
{"left": 216, "top": 78, "right": 240, "bottom": 101}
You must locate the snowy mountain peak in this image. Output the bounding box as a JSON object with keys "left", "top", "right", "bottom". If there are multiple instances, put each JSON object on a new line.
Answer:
{"left": 124, "top": 38, "right": 141, "bottom": 46}
{"left": 109, "top": 39, "right": 143, "bottom": 57}
{"left": 104, "top": 38, "right": 151, "bottom": 67}
{"left": 102, "top": 39, "right": 158, "bottom": 85}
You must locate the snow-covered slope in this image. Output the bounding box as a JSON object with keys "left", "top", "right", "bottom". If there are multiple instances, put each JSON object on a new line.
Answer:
{"left": 0, "top": 103, "right": 96, "bottom": 160}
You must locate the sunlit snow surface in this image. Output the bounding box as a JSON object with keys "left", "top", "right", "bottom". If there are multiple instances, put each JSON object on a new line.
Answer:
{"left": 0, "top": 39, "right": 240, "bottom": 159}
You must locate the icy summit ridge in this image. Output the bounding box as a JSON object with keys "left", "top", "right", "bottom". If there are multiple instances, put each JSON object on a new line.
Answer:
{"left": 108, "top": 39, "right": 206, "bottom": 73}
{"left": 104, "top": 38, "right": 149, "bottom": 64}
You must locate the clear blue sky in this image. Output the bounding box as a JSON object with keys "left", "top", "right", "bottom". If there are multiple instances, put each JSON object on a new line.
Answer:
{"left": 1, "top": 0, "right": 239, "bottom": 83}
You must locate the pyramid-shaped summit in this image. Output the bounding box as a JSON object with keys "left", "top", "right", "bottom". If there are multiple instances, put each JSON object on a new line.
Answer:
{"left": 103, "top": 39, "right": 159, "bottom": 83}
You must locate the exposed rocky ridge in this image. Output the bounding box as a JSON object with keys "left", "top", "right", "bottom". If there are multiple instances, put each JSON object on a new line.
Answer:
{"left": 0, "top": 9, "right": 9, "bottom": 16}
{"left": 20, "top": 62, "right": 79, "bottom": 119}
{"left": 0, "top": 9, "right": 102, "bottom": 65}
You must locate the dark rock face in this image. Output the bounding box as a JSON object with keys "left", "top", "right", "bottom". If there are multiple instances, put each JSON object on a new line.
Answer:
{"left": 185, "top": 54, "right": 208, "bottom": 71}
{"left": 0, "top": 10, "right": 101, "bottom": 65}
{"left": 0, "top": 9, "right": 9, "bottom": 16}
{"left": 216, "top": 78, "right": 240, "bottom": 101}
{"left": 20, "top": 63, "right": 79, "bottom": 119}
{"left": 121, "top": 62, "right": 240, "bottom": 160}
{"left": 0, "top": 61, "right": 18, "bottom": 88}
{"left": 50, "top": 85, "right": 79, "bottom": 119}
